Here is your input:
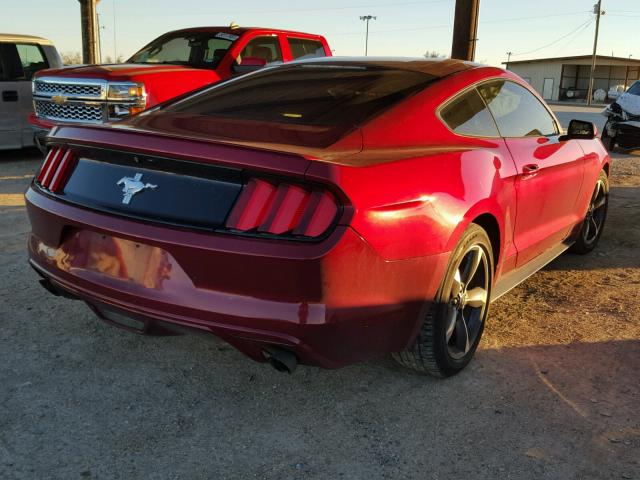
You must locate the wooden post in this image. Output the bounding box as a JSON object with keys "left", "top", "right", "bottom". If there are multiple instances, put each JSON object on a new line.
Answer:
{"left": 451, "top": 0, "right": 480, "bottom": 61}
{"left": 78, "top": 0, "right": 99, "bottom": 64}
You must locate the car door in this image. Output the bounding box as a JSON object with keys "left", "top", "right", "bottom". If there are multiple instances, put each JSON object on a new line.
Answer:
{"left": 0, "top": 42, "right": 49, "bottom": 149}
{"left": 478, "top": 80, "right": 586, "bottom": 267}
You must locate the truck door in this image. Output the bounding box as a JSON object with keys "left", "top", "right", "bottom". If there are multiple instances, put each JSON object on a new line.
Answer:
{"left": 0, "top": 42, "right": 49, "bottom": 149}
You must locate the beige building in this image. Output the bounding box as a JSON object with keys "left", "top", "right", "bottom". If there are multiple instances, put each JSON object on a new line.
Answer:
{"left": 504, "top": 55, "right": 640, "bottom": 102}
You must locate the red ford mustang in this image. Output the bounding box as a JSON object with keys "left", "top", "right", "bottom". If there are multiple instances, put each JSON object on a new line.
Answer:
{"left": 26, "top": 58, "right": 609, "bottom": 377}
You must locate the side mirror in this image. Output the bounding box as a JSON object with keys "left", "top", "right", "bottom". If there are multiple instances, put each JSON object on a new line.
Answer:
{"left": 232, "top": 57, "right": 267, "bottom": 75}
{"left": 561, "top": 119, "right": 598, "bottom": 140}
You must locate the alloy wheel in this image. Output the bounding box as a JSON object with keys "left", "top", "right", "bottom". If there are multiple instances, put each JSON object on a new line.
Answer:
{"left": 583, "top": 179, "right": 608, "bottom": 244}
{"left": 445, "top": 245, "right": 490, "bottom": 359}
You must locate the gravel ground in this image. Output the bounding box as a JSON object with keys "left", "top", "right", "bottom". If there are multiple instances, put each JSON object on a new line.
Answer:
{"left": 1, "top": 110, "right": 639, "bottom": 479}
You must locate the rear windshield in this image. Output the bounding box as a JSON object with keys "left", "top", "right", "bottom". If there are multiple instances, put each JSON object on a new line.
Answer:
{"left": 166, "top": 65, "right": 436, "bottom": 127}
{"left": 128, "top": 31, "right": 238, "bottom": 68}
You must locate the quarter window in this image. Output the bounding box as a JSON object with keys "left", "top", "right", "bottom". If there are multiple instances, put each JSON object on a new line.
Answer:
{"left": 478, "top": 80, "right": 558, "bottom": 137}
{"left": 440, "top": 88, "right": 499, "bottom": 137}
{"left": 288, "top": 38, "right": 325, "bottom": 60}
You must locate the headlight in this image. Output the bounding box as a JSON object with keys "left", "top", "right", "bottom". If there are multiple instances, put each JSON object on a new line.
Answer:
{"left": 107, "top": 82, "right": 145, "bottom": 102}
{"left": 107, "top": 82, "right": 146, "bottom": 121}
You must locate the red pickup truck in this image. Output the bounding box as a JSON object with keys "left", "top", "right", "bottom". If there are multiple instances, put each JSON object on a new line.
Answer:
{"left": 30, "top": 25, "right": 331, "bottom": 149}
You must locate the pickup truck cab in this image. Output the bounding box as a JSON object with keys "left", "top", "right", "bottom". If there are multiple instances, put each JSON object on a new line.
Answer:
{"left": 1, "top": 34, "right": 62, "bottom": 150}
{"left": 29, "top": 26, "right": 331, "bottom": 149}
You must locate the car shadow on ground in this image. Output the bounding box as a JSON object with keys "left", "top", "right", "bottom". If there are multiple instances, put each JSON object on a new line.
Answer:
{"left": 2, "top": 298, "right": 639, "bottom": 480}
{"left": 544, "top": 185, "right": 639, "bottom": 271}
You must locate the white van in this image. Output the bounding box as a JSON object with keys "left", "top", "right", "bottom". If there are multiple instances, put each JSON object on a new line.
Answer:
{"left": 0, "top": 34, "right": 62, "bottom": 150}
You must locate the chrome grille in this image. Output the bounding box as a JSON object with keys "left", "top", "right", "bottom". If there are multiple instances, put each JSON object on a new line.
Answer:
{"left": 34, "top": 81, "right": 103, "bottom": 97}
{"left": 34, "top": 100, "right": 104, "bottom": 123}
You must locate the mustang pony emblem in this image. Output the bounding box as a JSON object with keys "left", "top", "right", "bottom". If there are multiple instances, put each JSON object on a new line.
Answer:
{"left": 116, "top": 173, "right": 157, "bottom": 205}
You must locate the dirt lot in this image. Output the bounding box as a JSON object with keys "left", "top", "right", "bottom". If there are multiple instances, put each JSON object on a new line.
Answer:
{"left": 1, "top": 120, "right": 639, "bottom": 479}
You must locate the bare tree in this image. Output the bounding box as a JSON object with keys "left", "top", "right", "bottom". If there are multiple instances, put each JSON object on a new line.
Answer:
{"left": 61, "top": 51, "right": 83, "bottom": 65}
{"left": 424, "top": 51, "right": 448, "bottom": 59}
{"left": 104, "top": 55, "right": 125, "bottom": 64}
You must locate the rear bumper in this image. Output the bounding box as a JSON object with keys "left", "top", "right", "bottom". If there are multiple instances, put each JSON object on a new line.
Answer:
{"left": 26, "top": 187, "right": 448, "bottom": 368}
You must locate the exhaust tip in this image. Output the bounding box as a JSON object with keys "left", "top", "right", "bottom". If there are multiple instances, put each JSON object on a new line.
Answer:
{"left": 263, "top": 346, "right": 298, "bottom": 374}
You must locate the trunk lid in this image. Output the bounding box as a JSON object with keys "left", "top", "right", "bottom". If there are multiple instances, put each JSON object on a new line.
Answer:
{"left": 40, "top": 123, "right": 345, "bottom": 235}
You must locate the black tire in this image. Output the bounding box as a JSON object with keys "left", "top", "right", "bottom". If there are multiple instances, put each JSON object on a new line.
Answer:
{"left": 601, "top": 122, "right": 617, "bottom": 152}
{"left": 571, "top": 170, "right": 609, "bottom": 254}
{"left": 393, "top": 224, "right": 494, "bottom": 377}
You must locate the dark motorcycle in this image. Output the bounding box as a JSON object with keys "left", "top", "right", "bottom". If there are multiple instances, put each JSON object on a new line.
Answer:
{"left": 602, "top": 81, "right": 640, "bottom": 152}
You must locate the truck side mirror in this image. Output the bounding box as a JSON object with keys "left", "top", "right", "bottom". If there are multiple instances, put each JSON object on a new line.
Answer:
{"left": 561, "top": 119, "right": 597, "bottom": 141}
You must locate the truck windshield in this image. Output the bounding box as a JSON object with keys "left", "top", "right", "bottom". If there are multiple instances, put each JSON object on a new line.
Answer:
{"left": 627, "top": 81, "right": 640, "bottom": 96}
{"left": 166, "top": 64, "right": 436, "bottom": 127}
{"left": 128, "top": 31, "right": 238, "bottom": 68}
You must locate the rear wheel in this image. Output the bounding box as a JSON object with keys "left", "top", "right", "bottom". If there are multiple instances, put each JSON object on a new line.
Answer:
{"left": 393, "top": 224, "right": 493, "bottom": 377}
{"left": 571, "top": 170, "right": 609, "bottom": 254}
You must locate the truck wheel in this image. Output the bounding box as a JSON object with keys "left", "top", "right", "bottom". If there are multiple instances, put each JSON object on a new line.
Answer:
{"left": 571, "top": 170, "right": 609, "bottom": 254}
{"left": 393, "top": 224, "right": 493, "bottom": 377}
{"left": 601, "top": 123, "right": 617, "bottom": 152}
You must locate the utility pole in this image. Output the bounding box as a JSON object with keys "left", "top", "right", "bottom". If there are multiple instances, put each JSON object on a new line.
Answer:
{"left": 506, "top": 51, "right": 512, "bottom": 70}
{"left": 359, "top": 15, "right": 377, "bottom": 56}
{"left": 587, "top": 0, "right": 603, "bottom": 106}
{"left": 113, "top": 0, "right": 117, "bottom": 62}
{"left": 451, "top": 0, "right": 480, "bottom": 61}
{"left": 78, "top": 0, "right": 100, "bottom": 64}
{"left": 96, "top": 13, "right": 103, "bottom": 63}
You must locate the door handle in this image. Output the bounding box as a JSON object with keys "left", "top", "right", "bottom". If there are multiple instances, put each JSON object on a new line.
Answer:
{"left": 522, "top": 164, "right": 540, "bottom": 174}
{"left": 2, "top": 90, "right": 18, "bottom": 102}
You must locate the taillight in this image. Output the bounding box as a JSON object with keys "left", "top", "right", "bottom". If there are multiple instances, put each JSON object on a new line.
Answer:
{"left": 226, "top": 178, "right": 339, "bottom": 239}
{"left": 36, "top": 146, "right": 76, "bottom": 193}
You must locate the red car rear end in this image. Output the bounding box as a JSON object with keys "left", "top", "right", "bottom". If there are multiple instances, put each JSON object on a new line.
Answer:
{"left": 26, "top": 58, "right": 609, "bottom": 375}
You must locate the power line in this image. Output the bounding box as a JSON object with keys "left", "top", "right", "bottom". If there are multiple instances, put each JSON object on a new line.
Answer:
{"left": 329, "top": 11, "right": 590, "bottom": 37}
{"left": 512, "top": 17, "right": 594, "bottom": 57}
{"left": 163, "top": 0, "right": 453, "bottom": 17}
{"left": 552, "top": 18, "right": 596, "bottom": 56}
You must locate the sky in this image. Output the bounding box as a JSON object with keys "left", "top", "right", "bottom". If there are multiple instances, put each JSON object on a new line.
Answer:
{"left": 2, "top": 0, "right": 640, "bottom": 67}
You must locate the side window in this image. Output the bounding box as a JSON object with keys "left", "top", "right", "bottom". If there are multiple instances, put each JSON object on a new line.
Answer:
{"left": 288, "top": 38, "right": 325, "bottom": 60}
{"left": 16, "top": 43, "right": 48, "bottom": 80}
{"left": 440, "top": 88, "right": 499, "bottom": 137}
{"left": 0, "top": 43, "right": 25, "bottom": 81}
{"left": 0, "top": 45, "right": 5, "bottom": 80}
{"left": 204, "top": 38, "right": 233, "bottom": 65}
{"left": 236, "top": 36, "right": 283, "bottom": 66}
{"left": 478, "top": 80, "right": 558, "bottom": 137}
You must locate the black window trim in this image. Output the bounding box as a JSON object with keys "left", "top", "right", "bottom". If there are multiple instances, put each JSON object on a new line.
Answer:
{"left": 436, "top": 77, "right": 562, "bottom": 140}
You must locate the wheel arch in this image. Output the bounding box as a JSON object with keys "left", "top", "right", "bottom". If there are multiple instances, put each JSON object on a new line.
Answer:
{"left": 471, "top": 213, "right": 501, "bottom": 269}
{"left": 444, "top": 203, "right": 506, "bottom": 272}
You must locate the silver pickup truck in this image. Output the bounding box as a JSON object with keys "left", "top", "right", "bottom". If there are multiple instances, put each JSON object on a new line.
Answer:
{"left": 0, "top": 34, "right": 62, "bottom": 150}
